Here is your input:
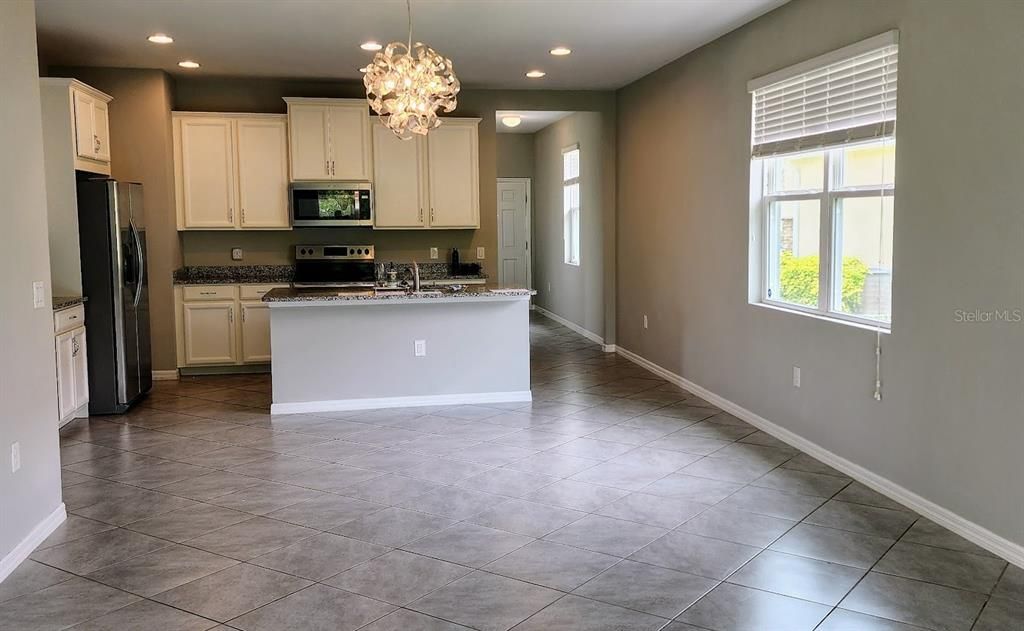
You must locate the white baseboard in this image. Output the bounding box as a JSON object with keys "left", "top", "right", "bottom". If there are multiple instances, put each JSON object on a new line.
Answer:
{"left": 533, "top": 306, "right": 615, "bottom": 352}
{"left": 152, "top": 369, "right": 180, "bottom": 381}
{"left": 271, "top": 390, "right": 533, "bottom": 415}
{"left": 615, "top": 345, "right": 1024, "bottom": 567}
{"left": 0, "top": 503, "right": 66, "bottom": 584}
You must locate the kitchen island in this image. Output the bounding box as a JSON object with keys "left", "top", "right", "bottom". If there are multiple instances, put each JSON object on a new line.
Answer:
{"left": 263, "top": 285, "right": 535, "bottom": 414}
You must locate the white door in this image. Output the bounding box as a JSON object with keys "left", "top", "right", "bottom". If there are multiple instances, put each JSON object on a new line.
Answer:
{"left": 240, "top": 302, "right": 272, "bottom": 363}
{"left": 237, "top": 118, "right": 289, "bottom": 228}
{"left": 55, "top": 331, "right": 75, "bottom": 420}
{"left": 92, "top": 100, "right": 111, "bottom": 162}
{"left": 183, "top": 301, "right": 238, "bottom": 365}
{"left": 71, "top": 327, "right": 89, "bottom": 409}
{"left": 327, "top": 103, "right": 371, "bottom": 180}
{"left": 288, "top": 104, "right": 331, "bottom": 180}
{"left": 179, "top": 117, "right": 236, "bottom": 228}
{"left": 72, "top": 89, "right": 96, "bottom": 160}
{"left": 427, "top": 121, "right": 480, "bottom": 228}
{"left": 497, "top": 179, "right": 531, "bottom": 288}
{"left": 372, "top": 122, "right": 427, "bottom": 228}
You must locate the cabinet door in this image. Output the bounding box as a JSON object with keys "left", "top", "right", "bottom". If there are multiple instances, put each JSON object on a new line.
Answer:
{"left": 72, "top": 89, "right": 96, "bottom": 160}
{"left": 92, "top": 100, "right": 111, "bottom": 162}
{"left": 327, "top": 103, "right": 371, "bottom": 180}
{"left": 372, "top": 122, "right": 427, "bottom": 228}
{"left": 179, "top": 118, "right": 237, "bottom": 228}
{"left": 71, "top": 327, "right": 89, "bottom": 409}
{"left": 237, "top": 118, "right": 289, "bottom": 228}
{"left": 288, "top": 105, "right": 330, "bottom": 180}
{"left": 240, "top": 302, "right": 272, "bottom": 363}
{"left": 182, "top": 301, "right": 238, "bottom": 365}
{"left": 55, "top": 331, "right": 75, "bottom": 420}
{"left": 427, "top": 122, "right": 480, "bottom": 228}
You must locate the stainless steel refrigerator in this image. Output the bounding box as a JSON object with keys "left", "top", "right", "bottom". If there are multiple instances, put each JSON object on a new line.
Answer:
{"left": 76, "top": 178, "right": 152, "bottom": 413}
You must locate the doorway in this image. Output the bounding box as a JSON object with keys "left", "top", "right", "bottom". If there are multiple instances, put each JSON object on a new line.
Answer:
{"left": 496, "top": 178, "right": 532, "bottom": 288}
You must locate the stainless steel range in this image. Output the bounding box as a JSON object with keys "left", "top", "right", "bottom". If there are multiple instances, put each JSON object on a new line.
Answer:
{"left": 293, "top": 245, "right": 376, "bottom": 288}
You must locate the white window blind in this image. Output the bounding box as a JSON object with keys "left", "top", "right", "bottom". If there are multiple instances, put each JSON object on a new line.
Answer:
{"left": 749, "top": 31, "right": 898, "bottom": 157}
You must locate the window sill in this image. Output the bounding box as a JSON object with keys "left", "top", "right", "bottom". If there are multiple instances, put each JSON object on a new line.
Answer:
{"left": 751, "top": 301, "right": 891, "bottom": 334}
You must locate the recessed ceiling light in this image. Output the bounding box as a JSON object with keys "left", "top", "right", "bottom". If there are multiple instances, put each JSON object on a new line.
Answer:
{"left": 525, "top": 70, "right": 546, "bottom": 78}
{"left": 501, "top": 116, "right": 522, "bottom": 128}
{"left": 360, "top": 41, "right": 383, "bottom": 51}
{"left": 147, "top": 33, "right": 174, "bottom": 44}
{"left": 178, "top": 60, "right": 201, "bottom": 69}
{"left": 549, "top": 47, "right": 571, "bottom": 56}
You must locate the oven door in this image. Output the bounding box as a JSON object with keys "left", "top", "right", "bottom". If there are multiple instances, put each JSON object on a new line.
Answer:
{"left": 291, "top": 184, "right": 373, "bottom": 226}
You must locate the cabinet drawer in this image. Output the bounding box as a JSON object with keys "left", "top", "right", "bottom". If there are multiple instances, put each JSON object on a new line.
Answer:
{"left": 54, "top": 305, "right": 86, "bottom": 334}
{"left": 239, "top": 284, "right": 287, "bottom": 300}
{"left": 183, "top": 285, "right": 238, "bottom": 301}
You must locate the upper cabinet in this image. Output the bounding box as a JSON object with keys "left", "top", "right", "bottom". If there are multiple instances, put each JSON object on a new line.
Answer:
{"left": 40, "top": 78, "right": 113, "bottom": 175}
{"left": 373, "top": 117, "right": 480, "bottom": 229}
{"left": 173, "top": 113, "right": 289, "bottom": 230}
{"left": 284, "top": 98, "right": 371, "bottom": 182}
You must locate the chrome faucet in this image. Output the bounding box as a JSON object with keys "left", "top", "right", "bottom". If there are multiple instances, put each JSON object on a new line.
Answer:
{"left": 411, "top": 261, "right": 420, "bottom": 292}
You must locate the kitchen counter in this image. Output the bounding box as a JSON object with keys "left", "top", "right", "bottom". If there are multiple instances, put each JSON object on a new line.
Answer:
{"left": 53, "top": 296, "right": 87, "bottom": 311}
{"left": 263, "top": 284, "right": 534, "bottom": 305}
{"left": 173, "top": 265, "right": 294, "bottom": 285}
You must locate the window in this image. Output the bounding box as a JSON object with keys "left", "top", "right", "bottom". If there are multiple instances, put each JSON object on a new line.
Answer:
{"left": 563, "top": 145, "right": 580, "bottom": 266}
{"left": 750, "top": 31, "right": 898, "bottom": 328}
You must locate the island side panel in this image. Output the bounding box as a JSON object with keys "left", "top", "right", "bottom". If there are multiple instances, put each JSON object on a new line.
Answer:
{"left": 269, "top": 298, "right": 531, "bottom": 412}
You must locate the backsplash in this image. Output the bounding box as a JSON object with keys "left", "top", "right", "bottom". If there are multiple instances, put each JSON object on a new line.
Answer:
{"left": 172, "top": 262, "right": 485, "bottom": 285}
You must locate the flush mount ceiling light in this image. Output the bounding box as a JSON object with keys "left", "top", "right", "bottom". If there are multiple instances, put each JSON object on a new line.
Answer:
{"left": 362, "top": 0, "right": 460, "bottom": 140}
{"left": 501, "top": 116, "right": 522, "bottom": 128}
{"left": 549, "top": 46, "right": 571, "bottom": 56}
{"left": 147, "top": 33, "right": 174, "bottom": 44}
{"left": 360, "top": 41, "right": 383, "bottom": 51}
{"left": 525, "top": 70, "right": 546, "bottom": 78}
{"left": 177, "top": 60, "right": 201, "bottom": 69}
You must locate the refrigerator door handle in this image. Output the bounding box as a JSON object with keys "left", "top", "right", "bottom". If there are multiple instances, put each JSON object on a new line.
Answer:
{"left": 130, "top": 219, "right": 144, "bottom": 308}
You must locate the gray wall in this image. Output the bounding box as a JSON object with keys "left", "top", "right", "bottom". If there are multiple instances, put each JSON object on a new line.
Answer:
{"left": 616, "top": 0, "right": 1024, "bottom": 546}
{"left": 0, "top": 0, "right": 64, "bottom": 563}
{"left": 496, "top": 133, "right": 535, "bottom": 179}
{"left": 533, "top": 112, "right": 606, "bottom": 340}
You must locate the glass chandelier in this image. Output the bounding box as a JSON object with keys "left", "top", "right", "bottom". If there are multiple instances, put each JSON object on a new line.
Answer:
{"left": 362, "top": 0, "right": 460, "bottom": 139}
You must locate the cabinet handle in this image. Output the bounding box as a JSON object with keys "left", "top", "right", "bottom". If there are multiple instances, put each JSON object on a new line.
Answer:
{"left": 430, "top": 208, "right": 435, "bottom": 223}
{"left": 228, "top": 207, "right": 233, "bottom": 222}
{"left": 242, "top": 208, "right": 246, "bottom": 224}
{"left": 419, "top": 208, "right": 423, "bottom": 222}
{"left": 331, "top": 160, "right": 335, "bottom": 176}
{"left": 242, "top": 307, "right": 246, "bottom": 323}
{"left": 326, "top": 160, "right": 330, "bottom": 175}
{"left": 94, "top": 134, "right": 100, "bottom": 153}
{"left": 72, "top": 338, "right": 80, "bottom": 357}
{"left": 229, "top": 307, "right": 234, "bottom": 323}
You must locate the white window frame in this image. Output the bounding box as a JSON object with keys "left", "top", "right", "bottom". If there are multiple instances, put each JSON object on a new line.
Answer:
{"left": 758, "top": 137, "right": 895, "bottom": 329}
{"left": 562, "top": 144, "right": 581, "bottom": 266}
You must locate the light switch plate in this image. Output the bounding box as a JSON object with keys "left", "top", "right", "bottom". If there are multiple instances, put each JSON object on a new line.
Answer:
{"left": 11, "top": 442, "right": 20, "bottom": 473}
{"left": 32, "top": 281, "right": 45, "bottom": 309}
{"left": 476, "top": 246, "right": 485, "bottom": 259}
{"left": 430, "top": 247, "right": 438, "bottom": 259}
{"left": 231, "top": 248, "right": 243, "bottom": 261}
{"left": 793, "top": 366, "right": 801, "bottom": 388}
{"left": 414, "top": 340, "right": 427, "bottom": 357}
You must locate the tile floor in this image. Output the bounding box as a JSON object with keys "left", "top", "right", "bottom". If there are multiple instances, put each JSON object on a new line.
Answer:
{"left": 1, "top": 313, "right": 1021, "bottom": 630}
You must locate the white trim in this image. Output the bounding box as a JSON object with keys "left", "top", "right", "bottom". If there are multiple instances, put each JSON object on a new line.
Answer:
{"left": 748, "top": 30, "right": 899, "bottom": 91}
{"left": 271, "top": 390, "right": 533, "bottom": 414}
{"left": 614, "top": 345, "right": 1024, "bottom": 567}
{"left": 496, "top": 177, "right": 533, "bottom": 289}
{"left": 152, "top": 369, "right": 180, "bottom": 381}
{"left": 0, "top": 503, "right": 66, "bottom": 584}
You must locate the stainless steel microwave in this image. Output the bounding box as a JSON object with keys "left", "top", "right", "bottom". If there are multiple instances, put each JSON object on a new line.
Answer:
{"left": 290, "top": 182, "right": 373, "bottom": 227}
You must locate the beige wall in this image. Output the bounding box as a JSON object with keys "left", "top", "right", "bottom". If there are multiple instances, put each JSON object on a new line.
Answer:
{"left": 533, "top": 113, "right": 606, "bottom": 339}
{"left": 496, "top": 133, "right": 535, "bottom": 179}
{"left": 0, "top": 0, "right": 63, "bottom": 562}
{"left": 49, "top": 67, "right": 181, "bottom": 371}
{"left": 616, "top": 0, "right": 1024, "bottom": 545}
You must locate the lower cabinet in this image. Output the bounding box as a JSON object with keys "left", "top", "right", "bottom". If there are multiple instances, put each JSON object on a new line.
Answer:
{"left": 55, "top": 305, "right": 89, "bottom": 425}
{"left": 175, "top": 284, "right": 284, "bottom": 369}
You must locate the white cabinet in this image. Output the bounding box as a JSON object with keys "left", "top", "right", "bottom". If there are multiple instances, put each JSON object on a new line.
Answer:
{"left": 54, "top": 305, "right": 88, "bottom": 425}
{"left": 40, "top": 78, "right": 113, "bottom": 176}
{"left": 284, "top": 98, "right": 371, "bottom": 182}
{"left": 69, "top": 83, "right": 112, "bottom": 171}
{"left": 174, "top": 113, "right": 289, "bottom": 230}
{"left": 372, "top": 118, "right": 481, "bottom": 229}
{"left": 240, "top": 302, "right": 272, "bottom": 363}
{"left": 175, "top": 284, "right": 286, "bottom": 369}
{"left": 182, "top": 301, "right": 238, "bottom": 365}
{"left": 55, "top": 330, "right": 76, "bottom": 421}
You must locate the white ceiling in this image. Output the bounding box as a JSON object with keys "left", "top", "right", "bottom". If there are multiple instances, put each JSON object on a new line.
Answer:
{"left": 495, "top": 111, "right": 572, "bottom": 134}
{"left": 35, "top": 0, "right": 788, "bottom": 90}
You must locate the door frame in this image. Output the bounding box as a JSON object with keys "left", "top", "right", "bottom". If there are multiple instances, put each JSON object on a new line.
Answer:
{"left": 496, "top": 177, "right": 533, "bottom": 288}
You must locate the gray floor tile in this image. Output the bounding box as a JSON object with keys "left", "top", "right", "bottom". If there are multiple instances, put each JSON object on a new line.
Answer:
{"left": 152, "top": 563, "right": 312, "bottom": 623}
{"left": 513, "top": 594, "right": 667, "bottom": 630}
{"left": 646, "top": 433, "right": 733, "bottom": 456}
{"left": 569, "top": 461, "right": 673, "bottom": 491}
{"left": 727, "top": 549, "right": 864, "bottom": 605}
{"left": 0, "top": 560, "right": 74, "bottom": 604}
{"left": 207, "top": 480, "right": 326, "bottom": 515}
{"left": 250, "top": 532, "right": 389, "bottom": 580}
{"left": 449, "top": 442, "right": 539, "bottom": 466}
{"left": 469, "top": 498, "right": 585, "bottom": 537}
{"left": 973, "top": 596, "right": 1024, "bottom": 631}
{"left": 66, "top": 598, "right": 219, "bottom": 630}
{"left": 900, "top": 518, "right": 1001, "bottom": 558}
{"left": 523, "top": 479, "right": 629, "bottom": 512}
{"left": 156, "top": 470, "right": 265, "bottom": 501}
{"left": 805, "top": 500, "right": 917, "bottom": 538}
{"left": 410, "top": 570, "right": 561, "bottom": 631}
{"left": 339, "top": 473, "right": 441, "bottom": 505}
{"left": 402, "top": 458, "right": 495, "bottom": 484}
{"left": 750, "top": 467, "right": 852, "bottom": 498}
{"left": 456, "top": 468, "right": 558, "bottom": 498}
{"left": 30, "top": 528, "right": 170, "bottom": 574}
{"left": 839, "top": 572, "right": 988, "bottom": 631}
{"left": 327, "top": 549, "right": 471, "bottom": 605}
{"left": 484, "top": 540, "right": 619, "bottom": 591}
{"left": 714, "top": 485, "right": 825, "bottom": 521}
{"left": 545, "top": 514, "right": 668, "bottom": 557}
{"left": 641, "top": 473, "right": 744, "bottom": 504}
{"left": 275, "top": 464, "right": 387, "bottom": 493}
{"left": 676, "top": 421, "right": 757, "bottom": 441}
{"left": 265, "top": 493, "right": 385, "bottom": 530}
{"left": 596, "top": 492, "right": 708, "bottom": 529}
{"left": 678, "top": 455, "right": 777, "bottom": 484}
{"left": 610, "top": 446, "right": 703, "bottom": 471}
{"left": 0, "top": 578, "right": 139, "bottom": 631}
{"left": 550, "top": 437, "right": 635, "bottom": 460}
{"left": 231, "top": 583, "right": 394, "bottom": 630}
{"left": 769, "top": 523, "right": 895, "bottom": 569}
{"left": 490, "top": 429, "right": 575, "bottom": 451}
{"left": 397, "top": 485, "right": 506, "bottom": 520}
{"left": 358, "top": 608, "right": 472, "bottom": 630}
{"left": 342, "top": 449, "right": 441, "bottom": 473}
{"left": 404, "top": 522, "right": 533, "bottom": 567}
{"left": 816, "top": 608, "right": 929, "bottom": 631}
{"left": 677, "top": 583, "right": 830, "bottom": 631}
{"left": 70, "top": 486, "right": 198, "bottom": 526}
{"left": 286, "top": 439, "right": 381, "bottom": 464}
{"left": 586, "top": 424, "right": 676, "bottom": 445}
{"left": 574, "top": 559, "right": 717, "bottom": 618}
{"left": 123, "top": 503, "right": 252, "bottom": 542}
{"left": 36, "top": 515, "right": 115, "bottom": 550}
{"left": 629, "top": 531, "right": 759, "bottom": 579}
{"left": 85, "top": 543, "right": 238, "bottom": 596}
{"left": 503, "top": 451, "right": 601, "bottom": 477}
{"left": 185, "top": 516, "right": 317, "bottom": 560}
{"left": 833, "top": 481, "right": 909, "bottom": 511}
{"left": 108, "top": 460, "right": 213, "bottom": 489}
{"left": 177, "top": 445, "right": 277, "bottom": 469}
{"left": 874, "top": 541, "right": 1006, "bottom": 594}
{"left": 992, "top": 563, "right": 1024, "bottom": 602}
{"left": 780, "top": 451, "right": 845, "bottom": 476}
{"left": 331, "top": 506, "right": 456, "bottom": 547}
{"left": 677, "top": 505, "right": 796, "bottom": 547}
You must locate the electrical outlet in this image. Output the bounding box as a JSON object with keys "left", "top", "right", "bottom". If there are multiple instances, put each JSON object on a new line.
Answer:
{"left": 643, "top": 315, "right": 649, "bottom": 329}
{"left": 793, "top": 366, "right": 801, "bottom": 388}
{"left": 231, "top": 248, "right": 243, "bottom": 261}
{"left": 33, "top": 281, "right": 45, "bottom": 309}
{"left": 476, "top": 246, "right": 485, "bottom": 259}
{"left": 414, "top": 340, "right": 427, "bottom": 357}
{"left": 430, "top": 247, "right": 439, "bottom": 259}
{"left": 11, "top": 442, "right": 20, "bottom": 473}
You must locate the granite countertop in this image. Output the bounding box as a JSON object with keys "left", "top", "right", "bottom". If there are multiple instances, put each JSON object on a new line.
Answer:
{"left": 173, "top": 265, "right": 294, "bottom": 285}
{"left": 263, "top": 284, "right": 534, "bottom": 305}
{"left": 53, "top": 296, "right": 87, "bottom": 311}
